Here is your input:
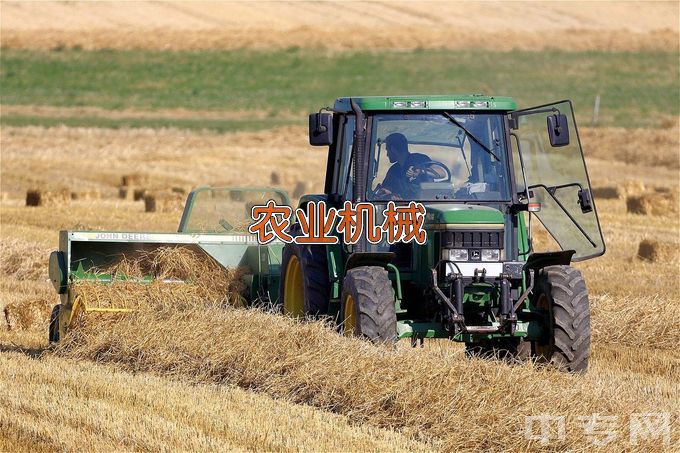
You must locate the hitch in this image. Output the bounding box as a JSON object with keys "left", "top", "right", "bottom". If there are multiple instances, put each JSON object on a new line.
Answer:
{"left": 498, "top": 273, "right": 517, "bottom": 333}
{"left": 431, "top": 261, "right": 522, "bottom": 336}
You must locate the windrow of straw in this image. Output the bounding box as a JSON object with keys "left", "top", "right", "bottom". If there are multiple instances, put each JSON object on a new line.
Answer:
{"left": 55, "top": 303, "right": 677, "bottom": 451}
{"left": 590, "top": 294, "right": 679, "bottom": 350}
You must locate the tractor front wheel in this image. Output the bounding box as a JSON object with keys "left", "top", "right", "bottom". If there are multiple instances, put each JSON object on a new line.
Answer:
{"left": 531, "top": 265, "right": 590, "bottom": 373}
{"left": 340, "top": 266, "right": 397, "bottom": 343}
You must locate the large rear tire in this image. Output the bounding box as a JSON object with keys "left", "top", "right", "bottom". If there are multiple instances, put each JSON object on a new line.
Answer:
{"left": 279, "top": 225, "right": 330, "bottom": 317}
{"left": 340, "top": 266, "right": 397, "bottom": 343}
{"left": 532, "top": 265, "right": 590, "bottom": 373}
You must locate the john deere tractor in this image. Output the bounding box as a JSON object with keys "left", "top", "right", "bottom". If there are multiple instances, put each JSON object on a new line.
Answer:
{"left": 280, "top": 95, "right": 605, "bottom": 372}
{"left": 48, "top": 95, "right": 604, "bottom": 373}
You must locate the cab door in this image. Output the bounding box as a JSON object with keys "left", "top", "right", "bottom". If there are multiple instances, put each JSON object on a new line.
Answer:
{"left": 510, "top": 100, "right": 605, "bottom": 261}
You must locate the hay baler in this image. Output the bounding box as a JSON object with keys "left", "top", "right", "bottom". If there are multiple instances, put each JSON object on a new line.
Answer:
{"left": 48, "top": 188, "right": 289, "bottom": 341}
{"left": 49, "top": 95, "right": 605, "bottom": 373}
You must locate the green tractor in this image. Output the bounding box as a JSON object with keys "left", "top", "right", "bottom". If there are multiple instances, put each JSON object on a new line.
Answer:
{"left": 48, "top": 95, "right": 604, "bottom": 373}
{"left": 280, "top": 95, "right": 604, "bottom": 372}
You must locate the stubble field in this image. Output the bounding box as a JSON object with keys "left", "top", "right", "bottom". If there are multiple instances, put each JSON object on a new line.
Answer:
{"left": 1, "top": 1, "right": 679, "bottom": 451}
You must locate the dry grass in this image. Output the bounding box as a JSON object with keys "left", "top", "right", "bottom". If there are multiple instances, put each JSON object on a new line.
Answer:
{"left": 0, "top": 238, "right": 50, "bottom": 281}
{"left": 1, "top": 124, "right": 679, "bottom": 450}
{"left": 0, "top": 125, "right": 321, "bottom": 205}
{"left": 0, "top": 350, "right": 428, "bottom": 452}
{"left": 54, "top": 304, "right": 678, "bottom": 451}
{"left": 2, "top": 2, "right": 678, "bottom": 51}
{"left": 73, "top": 247, "right": 248, "bottom": 311}
{"left": 2, "top": 27, "right": 677, "bottom": 52}
{"left": 581, "top": 123, "right": 680, "bottom": 170}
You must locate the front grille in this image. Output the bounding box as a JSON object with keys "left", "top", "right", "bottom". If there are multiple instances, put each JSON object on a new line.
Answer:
{"left": 440, "top": 230, "right": 504, "bottom": 249}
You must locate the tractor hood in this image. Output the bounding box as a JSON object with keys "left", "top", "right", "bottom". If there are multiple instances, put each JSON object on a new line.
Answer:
{"left": 423, "top": 204, "right": 504, "bottom": 227}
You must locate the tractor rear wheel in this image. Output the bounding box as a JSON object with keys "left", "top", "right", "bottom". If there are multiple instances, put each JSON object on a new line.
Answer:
{"left": 531, "top": 265, "right": 590, "bottom": 373}
{"left": 279, "top": 226, "right": 330, "bottom": 317}
{"left": 48, "top": 304, "right": 60, "bottom": 343}
{"left": 340, "top": 266, "right": 397, "bottom": 343}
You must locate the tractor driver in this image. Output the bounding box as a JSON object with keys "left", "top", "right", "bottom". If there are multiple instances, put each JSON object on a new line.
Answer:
{"left": 373, "top": 133, "right": 432, "bottom": 200}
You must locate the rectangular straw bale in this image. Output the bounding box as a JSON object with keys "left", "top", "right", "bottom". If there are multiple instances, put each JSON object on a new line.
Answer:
{"left": 171, "top": 185, "right": 192, "bottom": 195}
{"left": 637, "top": 239, "right": 678, "bottom": 263}
{"left": 121, "top": 173, "right": 149, "bottom": 186}
{"left": 26, "top": 189, "right": 41, "bottom": 206}
{"left": 591, "top": 186, "right": 620, "bottom": 199}
{"left": 626, "top": 192, "right": 678, "bottom": 216}
{"left": 3, "top": 299, "right": 53, "bottom": 331}
{"left": 133, "top": 188, "right": 147, "bottom": 201}
{"left": 118, "top": 185, "right": 135, "bottom": 200}
{"left": 26, "top": 188, "right": 70, "bottom": 206}
{"left": 144, "top": 191, "right": 184, "bottom": 213}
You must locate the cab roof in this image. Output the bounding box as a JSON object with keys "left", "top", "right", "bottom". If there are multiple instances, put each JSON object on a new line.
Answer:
{"left": 333, "top": 95, "right": 517, "bottom": 112}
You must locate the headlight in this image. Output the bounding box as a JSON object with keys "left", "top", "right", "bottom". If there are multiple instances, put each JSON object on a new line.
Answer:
{"left": 481, "top": 249, "right": 501, "bottom": 262}
{"left": 443, "top": 248, "right": 468, "bottom": 261}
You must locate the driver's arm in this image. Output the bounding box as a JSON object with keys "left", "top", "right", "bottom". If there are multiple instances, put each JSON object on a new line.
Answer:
{"left": 406, "top": 154, "right": 447, "bottom": 181}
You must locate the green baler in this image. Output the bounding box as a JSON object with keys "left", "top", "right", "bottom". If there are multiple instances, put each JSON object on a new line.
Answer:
{"left": 49, "top": 95, "right": 605, "bottom": 373}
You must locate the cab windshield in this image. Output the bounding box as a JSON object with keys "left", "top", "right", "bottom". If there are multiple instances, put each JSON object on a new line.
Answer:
{"left": 367, "top": 113, "right": 511, "bottom": 202}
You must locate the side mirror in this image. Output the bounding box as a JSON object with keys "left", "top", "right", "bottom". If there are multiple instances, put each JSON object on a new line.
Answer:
{"left": 547, "top": 112, "right": 569, "bottom": 147}
{"left": 309, "top": 112, "right": 333, "bottom": 146}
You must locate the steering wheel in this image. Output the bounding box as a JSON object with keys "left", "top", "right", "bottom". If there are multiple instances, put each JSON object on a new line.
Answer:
{"left": 408, "top": 160, "right": 452, "bottom": 183}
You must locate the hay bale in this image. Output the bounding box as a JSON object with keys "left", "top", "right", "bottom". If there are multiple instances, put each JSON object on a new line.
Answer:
{"left": 626, "top": 192, "right": 678, "bottom": 216}
{"left": 26, "top": 189, "right": 41, "bottom": 206}
{"left": 4, "top": 299, "right": 52, "bottom": 331}
{"left": 637, "top": 239, "right": 678, "bottom": 263}
{"left": 118, "top": 185, "right": 136, "bottom": 200}
{"left": 292, "top": 181, "right": 306, "bottom": 199}
{"left": 144, "top": 192, "right": 184, "bottom": 213}
{"left": 270, "top": 171, "right": 281, "bottom": 185}
{"left": 26, "top": 188, "right": 70, "bottom": 207}
{"left": 121, "top": 173, "right": 149, "bottom": 186}
{"left": 133, "top": 188, "right": 147, "bottom": 201}
{"left": 591, "top": 186, "right": 620, "bottom": 199}
{"left": 171, "top": 185, "right": 192, "bottom": 195}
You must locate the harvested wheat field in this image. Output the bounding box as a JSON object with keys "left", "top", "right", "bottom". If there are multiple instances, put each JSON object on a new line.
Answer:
{"left": 1, "top": 121, "right": 678, "bottom": 450}
{"left": 1, "top": 1, "right": 678, "bottom": 51}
